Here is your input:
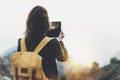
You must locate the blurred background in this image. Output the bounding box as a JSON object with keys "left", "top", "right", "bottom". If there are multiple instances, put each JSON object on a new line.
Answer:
{"left": 0, "top": 0, "right": 120, "bottom": 80}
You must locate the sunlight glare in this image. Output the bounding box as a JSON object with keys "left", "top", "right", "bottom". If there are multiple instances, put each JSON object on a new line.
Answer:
{"left": 69, "top": 44, "right": 96, "bottom": 67}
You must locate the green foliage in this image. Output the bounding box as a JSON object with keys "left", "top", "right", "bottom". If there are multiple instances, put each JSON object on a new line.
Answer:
{"left": 100, "top": 57, "right": 120, "bottom": 80}
{"left": 0, "top": 59, "right": 13, "bottom": 79}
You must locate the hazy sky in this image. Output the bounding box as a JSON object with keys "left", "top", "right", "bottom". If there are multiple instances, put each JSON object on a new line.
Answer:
{"left": 0, "top": 0, "right": 120, "bottom": 67}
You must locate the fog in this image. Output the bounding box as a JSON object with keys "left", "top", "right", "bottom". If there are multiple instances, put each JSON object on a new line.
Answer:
{"left": 0, "top": 0, "right": 120, "bottom": 67}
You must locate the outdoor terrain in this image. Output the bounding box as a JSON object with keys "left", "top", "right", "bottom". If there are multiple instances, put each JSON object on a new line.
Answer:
{"left": 0, "top": 55, "right": 120, "bottom": 80}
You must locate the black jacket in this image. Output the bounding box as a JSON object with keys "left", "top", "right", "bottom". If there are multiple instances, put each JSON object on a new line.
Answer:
{"left": 17, "top": 36, "right": 68, "bottom": 80}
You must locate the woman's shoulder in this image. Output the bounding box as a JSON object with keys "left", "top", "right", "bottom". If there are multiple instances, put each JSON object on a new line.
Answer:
{"left": 48, "top": 38, "right": 59, "bottom": 46}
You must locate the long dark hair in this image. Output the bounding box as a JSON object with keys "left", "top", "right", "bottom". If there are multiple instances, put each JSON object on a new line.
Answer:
{"left": 25, "top": 6, "right": 50, "bottom": 37}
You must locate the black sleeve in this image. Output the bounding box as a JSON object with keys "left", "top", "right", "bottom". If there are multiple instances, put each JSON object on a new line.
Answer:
{"left": 55, "top": 40, "right": 69, "bottom": 61}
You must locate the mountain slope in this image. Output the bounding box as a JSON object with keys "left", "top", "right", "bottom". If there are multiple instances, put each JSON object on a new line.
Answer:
{"left": 100, "top": 57, "right": 120, "bottom": 80}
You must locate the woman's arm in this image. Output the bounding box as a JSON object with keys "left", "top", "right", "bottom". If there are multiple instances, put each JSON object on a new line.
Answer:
{"left": 57, "top": 40, "right": 69, "bottom": 61}
{"left": 56, "top": 31, "right": 69, "bottom": 61}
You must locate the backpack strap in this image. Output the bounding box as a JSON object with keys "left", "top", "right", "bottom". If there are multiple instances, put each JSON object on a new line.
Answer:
{"left": 21, "top": 38, "right": 27, "bottom": 52}
{"left": 34, "top": 37, "right": 52, "bottom": 54}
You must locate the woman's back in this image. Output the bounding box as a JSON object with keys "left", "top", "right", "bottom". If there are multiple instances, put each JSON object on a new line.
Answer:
{"left": 18, "top": 36, "right": 65, "bottom": 80}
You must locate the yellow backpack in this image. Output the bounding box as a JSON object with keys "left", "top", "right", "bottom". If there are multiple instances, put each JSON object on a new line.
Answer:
{"left": 11, "top": 37, "right": 52, "bottom": 80}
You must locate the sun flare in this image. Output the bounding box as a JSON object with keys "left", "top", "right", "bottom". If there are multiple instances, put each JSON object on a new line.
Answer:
{"left": 68, "top": 44, "right": 96, "bottom": 67}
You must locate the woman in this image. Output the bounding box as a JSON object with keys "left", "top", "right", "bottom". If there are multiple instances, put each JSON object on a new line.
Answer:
{"left": 17, "top": 6, "right": 68, "bottom": 80}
